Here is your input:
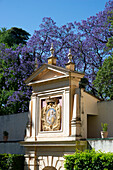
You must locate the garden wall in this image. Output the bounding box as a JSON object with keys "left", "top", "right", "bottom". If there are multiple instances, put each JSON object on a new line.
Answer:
{"left": 87, "top": 138, "right": 113, "bottom": 153}
{"left": 0, "top": 112, "right": 29, "bottom": 141}
{"left": 0, "top": 112, "right": 29, "bottom": 154}
{"left": 0, "top": 141, "right": 25, "bottom": 154}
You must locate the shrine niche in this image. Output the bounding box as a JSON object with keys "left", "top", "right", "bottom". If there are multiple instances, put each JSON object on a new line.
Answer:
{"left": 41, "top": 96, "right": 62, "bottom": 131}
{"left": 21, "top": 44, "right": 89, "bottom": 170}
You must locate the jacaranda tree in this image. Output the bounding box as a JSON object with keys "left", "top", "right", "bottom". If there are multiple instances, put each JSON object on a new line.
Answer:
{"left": 0, "top": 44, "right": 34, "bottom": 114}
{"left": 27, "top": 0, "right": 113, "bottom": 94}
{"left": 106, "top": 12, "right": 113, "bottom": 49}
{"left": 0, "top": 0, "right": 113, "bottom": 114}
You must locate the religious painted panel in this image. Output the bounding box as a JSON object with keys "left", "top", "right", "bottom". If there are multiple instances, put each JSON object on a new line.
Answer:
{"left": 41, "top": 97, "right": 62, "bottom": 131}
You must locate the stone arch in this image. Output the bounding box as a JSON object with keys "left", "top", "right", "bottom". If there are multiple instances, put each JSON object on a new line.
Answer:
{"left": 43, "top": 166, "right": 57, "bottom": 170}
{"left": 38, "top": 156, "right": 64, "bottom": 170}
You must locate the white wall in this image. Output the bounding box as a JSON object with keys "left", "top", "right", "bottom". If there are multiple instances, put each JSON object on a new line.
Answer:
{"left": 88, "top": 139, "right": 113, "bottom": 153}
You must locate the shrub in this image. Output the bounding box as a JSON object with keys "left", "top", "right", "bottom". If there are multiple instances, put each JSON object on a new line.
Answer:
{"left": 0, "top": 154, "right": 24, "bottom": 170}
{"left": 64, "top": 149, "right": 113, "bottom": 170}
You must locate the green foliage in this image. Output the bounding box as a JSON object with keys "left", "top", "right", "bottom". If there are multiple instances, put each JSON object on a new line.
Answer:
{"left": 101, "top": 123, "right": 108, "bottom": 131}
{"left": 0, "top": 27, "right": 30, "bottom": 48}
{"left": 64, "top": 149, "right": 113, "bottom": 170}
{"left": 93, "top": 55, "right": 113, "bottom": 100}
{"left": 0, "top": 154, "right": 24, "bottom": 170}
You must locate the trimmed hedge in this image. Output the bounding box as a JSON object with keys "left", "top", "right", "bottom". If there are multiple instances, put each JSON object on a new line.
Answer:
{"left": 0, "top": 154, "right": 24, "bottom": 170}
{"left": 64, "top": 149, "right": 113, "bottom": 170}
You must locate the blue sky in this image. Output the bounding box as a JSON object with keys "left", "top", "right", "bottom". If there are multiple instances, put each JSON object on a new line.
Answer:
{"left": 0, "top": 0, "right": 109, "bottom": 36}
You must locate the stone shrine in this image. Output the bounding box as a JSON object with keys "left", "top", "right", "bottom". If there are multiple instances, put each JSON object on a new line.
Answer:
{"left": 21, "top": 44, "right": 99, "bottom": 170}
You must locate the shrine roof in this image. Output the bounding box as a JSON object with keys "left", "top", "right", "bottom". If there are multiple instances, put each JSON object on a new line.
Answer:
{"left": 25, "top": 63, "right": 84, "bottom": 85}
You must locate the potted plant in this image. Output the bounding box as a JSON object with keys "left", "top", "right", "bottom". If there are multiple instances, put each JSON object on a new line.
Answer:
{"left": 101, "top": 123, "right": 108, "bottom": 138}
{"left": 3, "top": 131, "right": 9, "bottom": 141}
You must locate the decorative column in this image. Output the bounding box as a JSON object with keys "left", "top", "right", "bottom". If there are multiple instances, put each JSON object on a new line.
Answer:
{"left": 71, "top": 94, "right": 81, "bottom": 139}
{"left": 25, "top": 99, "right": 32, "bottom": 138}
{"left": 32, "top": 94, "right": 37, "bottom": 140}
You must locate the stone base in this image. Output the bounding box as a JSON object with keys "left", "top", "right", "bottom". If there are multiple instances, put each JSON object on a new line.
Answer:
{"left": 21, "top": 140, "right": 87, "bottom": 170}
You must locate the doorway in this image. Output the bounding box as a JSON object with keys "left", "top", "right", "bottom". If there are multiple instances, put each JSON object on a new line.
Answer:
{"left": 43, "top": 166, "right": 57, "bottom": 170}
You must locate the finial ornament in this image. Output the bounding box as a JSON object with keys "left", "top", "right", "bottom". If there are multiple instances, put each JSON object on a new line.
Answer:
{"left": 50, "top": 43, "right": 54, "bottom": 57}
{"left": 68, "top": 48, "right": 72, "bottom": 63}
{"left": 48, "top": 43, "right": 57, "bottom": 65}
{"left": 65, "top": 48, "right": 75, "bottom": 71}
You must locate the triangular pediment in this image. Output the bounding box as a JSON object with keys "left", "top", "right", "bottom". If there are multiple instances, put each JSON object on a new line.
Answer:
{"left": 32, "top": 69, "right": 63, "bottom": 81}
{"left": 25, "top": 64, "right": 70, "bottom": 85}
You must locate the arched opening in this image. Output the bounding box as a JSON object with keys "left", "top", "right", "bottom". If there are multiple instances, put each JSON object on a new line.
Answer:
{"left": 43, "top": 166, "right": 57, "bottom": 170}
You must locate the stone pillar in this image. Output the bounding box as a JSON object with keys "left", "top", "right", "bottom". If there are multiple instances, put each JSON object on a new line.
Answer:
{"left": 26, "top": 100, "right": 32, "bottom": 138}
{"left": 64, "top": 89, "right": 70, "bottom": 136}
{"left": 71, "top": 94, "right": 81, "bottom": 139}
{"left": 31, "top": 94, "right": 37, "bottom": 140}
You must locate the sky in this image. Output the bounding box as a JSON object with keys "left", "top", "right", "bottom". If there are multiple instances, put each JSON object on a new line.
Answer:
{"left": 0, "top": 0, "right": 109, "bottom": 36}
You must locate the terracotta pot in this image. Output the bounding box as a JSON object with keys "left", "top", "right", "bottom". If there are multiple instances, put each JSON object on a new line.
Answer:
{"left": 3, "top": 136, "right": 8, "bottom": 141}
{"left": 101, "top": 131, "right": 108, "bottom": 138}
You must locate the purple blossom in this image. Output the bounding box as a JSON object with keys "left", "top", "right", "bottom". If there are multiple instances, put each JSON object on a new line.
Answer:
{"left": 0, "top": 0, "right": 113, "bottom": 114}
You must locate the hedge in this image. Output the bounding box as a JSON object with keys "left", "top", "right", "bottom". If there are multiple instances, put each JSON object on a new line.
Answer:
{"left": 0, "top": 154, "right": 24, "bottom": 170}
{"left": 64, "top": 149, "right": 113, "bottom": 170}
